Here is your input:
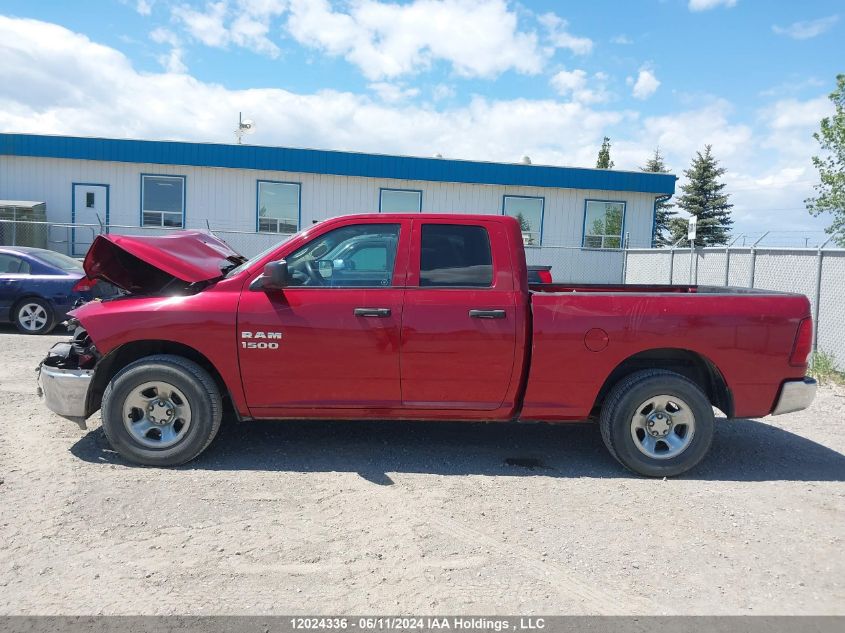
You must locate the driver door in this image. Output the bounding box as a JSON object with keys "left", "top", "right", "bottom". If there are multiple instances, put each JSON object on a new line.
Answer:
{"left": 237, "top": 220, "right": 410, "bottom": 414}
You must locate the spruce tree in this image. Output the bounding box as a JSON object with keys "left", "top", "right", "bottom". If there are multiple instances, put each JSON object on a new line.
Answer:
{"left": 676, "top": 145, "right": 733, "bottom": 246}
{"left": 641, "top": 147, "right": 676, "bottom": 246}
{"left": 596, "top": 136, "right": 614, "bottom": 169}
{"left": 806, "top": 74, "right": 845, "bottom": 246}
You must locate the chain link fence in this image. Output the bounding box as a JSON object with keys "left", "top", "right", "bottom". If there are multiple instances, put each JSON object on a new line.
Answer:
{"left": 0, "top": 218, "right": 627, "bottom": 284}
{"left": 0, "top": 218, "right": 294, "bottom": 259}
{"left": 624, "top": 246, "right": 845, "bottom": 368}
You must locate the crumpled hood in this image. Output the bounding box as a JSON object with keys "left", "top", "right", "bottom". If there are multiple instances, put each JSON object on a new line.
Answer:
{"left": 83, "top": 230, "right": 246, "bottom": 294}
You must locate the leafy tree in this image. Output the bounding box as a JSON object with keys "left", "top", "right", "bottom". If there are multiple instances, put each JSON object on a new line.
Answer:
{"left": 596, "top": 136, "right": 614, "bottom": 169}
{"left": 641, "top": 148, "right": 676, "bottom": 246}
{"left": 676, "top": 145, "right": 733, "bottom": 246}
{"left": 806, "top": 74, "right": 845, "bottom": 246}
{"left": 514, "top": 212, "right": 530, "bottom": 232}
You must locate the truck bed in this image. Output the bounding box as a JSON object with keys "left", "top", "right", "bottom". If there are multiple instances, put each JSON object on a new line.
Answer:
{"left": 529, "top": 283, "right": 790, "bottom": 295}
{"left": 521, "top": 284, "right": 811, "bottom": 421}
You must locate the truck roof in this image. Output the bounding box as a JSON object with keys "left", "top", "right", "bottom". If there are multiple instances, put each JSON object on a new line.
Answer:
{"left": 325, "top": 213, "right": 517, "bottom": 222}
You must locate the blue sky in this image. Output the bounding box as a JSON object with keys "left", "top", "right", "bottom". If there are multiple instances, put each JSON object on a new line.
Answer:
{"left": 0, "top": 0, "right": 842, "bottom": 237}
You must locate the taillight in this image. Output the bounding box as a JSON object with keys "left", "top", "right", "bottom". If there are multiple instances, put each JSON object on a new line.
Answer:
{"left": 789, "top": 317, "right": 813, "bottom": 367}
{"left": 537, "top": 269, "right": 553, "bottom": 284}
{"left": 72, "top": 277, "right": 96, "bottom": 293}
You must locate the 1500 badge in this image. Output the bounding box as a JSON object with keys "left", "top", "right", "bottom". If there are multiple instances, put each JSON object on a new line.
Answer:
{"left": 240, "top": 331, "right": 282, "bottom": 349}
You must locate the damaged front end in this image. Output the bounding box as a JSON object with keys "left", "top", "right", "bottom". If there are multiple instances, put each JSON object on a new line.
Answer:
{"left": 37, "top": 230, "right": 246, "bottom": 427}
{"left": 36, "top": 323, "right": 100, "bottom": 428}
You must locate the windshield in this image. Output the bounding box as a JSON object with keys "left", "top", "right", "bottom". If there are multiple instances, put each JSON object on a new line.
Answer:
{"left": 224, "top": 235, "right": 295, "bottom": 278}
{"left": 36, "top": 250, "right": 84, "bottom": 271}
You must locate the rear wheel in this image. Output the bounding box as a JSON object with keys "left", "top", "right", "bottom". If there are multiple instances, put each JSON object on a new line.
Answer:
{"left": 599, "top": 369, "right": 714, "bottom": 477}
{"left": 101, "top": 355, "right": 222, "bottom": 466}
{"left": 14, "top": 298, "right": 55, "bottom": 335}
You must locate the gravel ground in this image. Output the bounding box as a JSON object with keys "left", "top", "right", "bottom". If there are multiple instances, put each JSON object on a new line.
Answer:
{"left": 0, "top": 326, "right": 843, "bottom": 615}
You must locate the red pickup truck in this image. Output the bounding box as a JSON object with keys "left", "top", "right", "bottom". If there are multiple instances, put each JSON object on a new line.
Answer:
{"left": 38, "top": 214, "right": 816, "bottom": 476}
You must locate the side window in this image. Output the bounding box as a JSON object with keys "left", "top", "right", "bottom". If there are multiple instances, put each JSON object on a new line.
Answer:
{"left": 420, "top": 224, "right": 493, "bottom": 288}
{"left": 0, "top": 254, "right": 29, "bottom": 274}
{"left": 380, "top": 189, "right": 421, "bottom": 213}
{"left": 583, "top": 200, "right": 625, "bottom": 249}
{"left": 141, "top": 175, "right": 185, "bottom": 227}
{"left": 285, "top": 224, "right": 400, "bottom": 288}
{"left": 257, "top": 181, "right": 300, "bottom": 234}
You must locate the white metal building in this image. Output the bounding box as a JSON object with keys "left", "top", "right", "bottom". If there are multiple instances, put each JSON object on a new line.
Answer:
{"left": 0, "top": 134, "right": 675, "bottom": 279}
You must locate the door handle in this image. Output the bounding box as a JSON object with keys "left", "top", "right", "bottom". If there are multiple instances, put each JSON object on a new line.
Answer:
{"left": 469, "top": 309, "right": 506, "bottom": 319}
{"left": 354, "top": 307, "right": 392, "bottom": 317}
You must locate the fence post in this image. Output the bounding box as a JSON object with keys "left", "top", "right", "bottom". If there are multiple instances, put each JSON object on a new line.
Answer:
{"left": 812, "top": 237, "right": 833, "bottom": 359}
{"left": 621, "top": 232, "right": 630, "bottom": 283}
{"left": 725, "top": 235, "right": 742, "bottom": 287}
{"left": 688, "top": 241, "right": 694, "bottom": 285}
{"left": 668, "top": 247, "right": 674, "bottom": 284}
{"left": 749, "top": 231, "right": 769, "bottom": 288}
{"left": 669, "top": 237, "right": 685, "bottom": 285}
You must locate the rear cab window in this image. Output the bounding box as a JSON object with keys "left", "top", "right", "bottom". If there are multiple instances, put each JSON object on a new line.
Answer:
{"left": 419, "top": 224, "right": 493, "bottom": 288}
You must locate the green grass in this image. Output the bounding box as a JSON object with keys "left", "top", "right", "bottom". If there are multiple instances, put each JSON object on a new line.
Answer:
{"left": 809, "top": 350, "right": 845, "bottom": 386}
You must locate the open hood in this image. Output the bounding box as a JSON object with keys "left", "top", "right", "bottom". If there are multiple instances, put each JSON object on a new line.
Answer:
{"left": 83, "top": 231, "right": 246, "bottom": 294}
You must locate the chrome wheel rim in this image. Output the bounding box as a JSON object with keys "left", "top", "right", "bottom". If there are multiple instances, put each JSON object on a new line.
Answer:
{"left": 19, "top": 303, "right": 48, "bottom": 331}
{"left": 630, "top": 394, "right": 695, "bottom": 460}
{"left": 122, "top": 381, "right": 192, "bottom": 449}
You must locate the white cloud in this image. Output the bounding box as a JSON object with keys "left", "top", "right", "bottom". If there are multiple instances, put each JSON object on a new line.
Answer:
{"left": 286, "top": 0, "right": 550, "bottom": 80}
{"left": 150, "top": 27, "right": 187, "bottom": 73}
{"left": 136, "top": 0, "right": 154, "bottom": 15}
{"left": 610, "top": 34, "right": 632, "bottom": 45}
{"left": 688, "top": 0, "right": 737, "bottom": 11}
{"left": 368, "top": 82, "right": 420, "bottom": 103}
{"left": 772, "top": 15, "right": 839, "bottom": 40}
{"left": 173, "top": 1, "right": 229, "bottom": 47}
{"left": 172, "top": 0, "right": 285, "bottom": 57}
{"left": 166, "top": 1, "right": 592, "bottom": 81}
{"left": 762, "top": 96, "right": 831, "bottom": 130}
{"left": 537, "top": 12, "right": 593, "bottom": 55}
{"left": 550, "top": 69, "right": 610, "bottom": 104}
{"left": 0, "top": 15, "right": 623, "bottom": 166}
{"left": 627, "top": 68, "right": 660, "bottom": 100}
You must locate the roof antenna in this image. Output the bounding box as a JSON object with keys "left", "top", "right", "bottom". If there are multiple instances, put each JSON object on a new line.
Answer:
{"left": 234, "top": 112, "right": 256, "bottom": 144}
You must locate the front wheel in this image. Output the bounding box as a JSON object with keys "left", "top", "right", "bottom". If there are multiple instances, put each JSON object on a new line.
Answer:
{"left": 101, "top": 355, "right": 222, "bottom": 466}
{"left": 599, "top": 369, "right": 714, "bottom": 477}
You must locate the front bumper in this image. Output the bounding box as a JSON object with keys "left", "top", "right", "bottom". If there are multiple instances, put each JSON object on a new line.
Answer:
{"left": 37, "top": 355, "right": 93, "bottom": 422}
{"left": 771, "top": 377, "right": 817, "bottom": 416}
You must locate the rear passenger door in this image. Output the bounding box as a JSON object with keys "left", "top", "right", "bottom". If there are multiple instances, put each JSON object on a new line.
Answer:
{"left": 400, "top": 220, "right": 518, "bottom": 410}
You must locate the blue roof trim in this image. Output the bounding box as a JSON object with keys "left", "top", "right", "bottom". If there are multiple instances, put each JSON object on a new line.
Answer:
{"left": 0, "top": 133, "right": 676, "bottom": 195}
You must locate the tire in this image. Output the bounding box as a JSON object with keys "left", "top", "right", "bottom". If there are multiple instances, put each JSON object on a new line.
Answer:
{"left": 101, "top": 354, "right": 222, "bottom": 466}
{"left": 13, "top": 297, "right": 55, "bottom": 335}
{"left": 599, "top": 369, "right": 715, "bottom": 477}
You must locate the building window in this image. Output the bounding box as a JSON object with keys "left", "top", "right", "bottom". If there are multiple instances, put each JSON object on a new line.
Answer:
{"left": 379, "top": 188, "right": 422, "bottom": 213}
{"left": 257, "top": 181, "right": 300, "bottom": 234}
{"left": 503, "top": 195, "right": 544, "bottom": 246}
{"left": 141, "top": 175, "right": 185, "bottom": 227}
{"left": 85, "top": 192, "right": 95, "bottom": 208}
{"left": 583, "top": 200, "right": 625, "bottom": 249}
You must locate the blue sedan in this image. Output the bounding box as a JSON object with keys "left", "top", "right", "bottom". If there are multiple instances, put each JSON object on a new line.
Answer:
{"left": 0, "top": 246, "right": 114, "bottom": 334}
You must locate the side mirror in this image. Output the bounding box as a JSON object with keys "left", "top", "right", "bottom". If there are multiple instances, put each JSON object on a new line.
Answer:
{"left": 250, "top": 260, "right": 289, "bottom": 291}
